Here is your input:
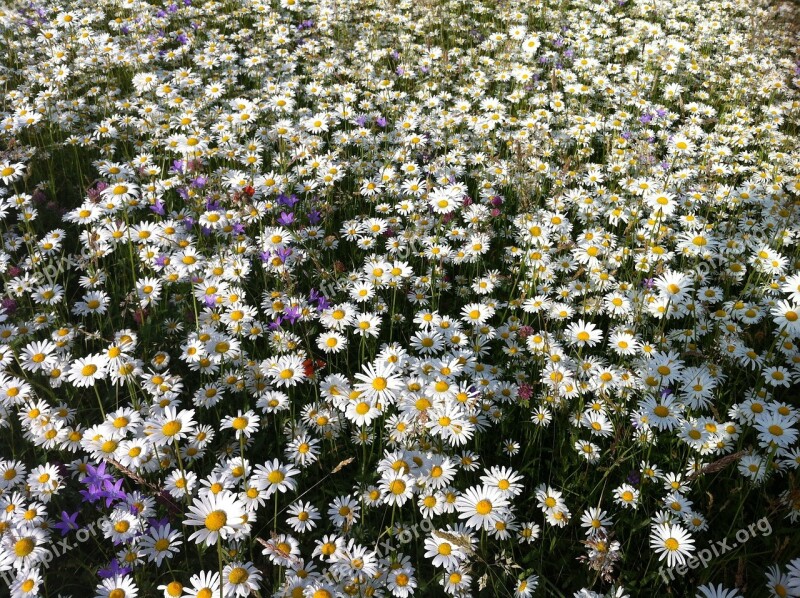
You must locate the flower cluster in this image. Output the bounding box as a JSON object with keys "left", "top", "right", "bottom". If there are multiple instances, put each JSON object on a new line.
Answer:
{"left": 0, "top": 0, "right": 799, "bottom": 596}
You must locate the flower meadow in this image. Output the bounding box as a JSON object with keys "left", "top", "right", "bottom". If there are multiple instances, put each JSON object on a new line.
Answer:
{"left": 1, "top": 0, "right": 800, "bottom": 595}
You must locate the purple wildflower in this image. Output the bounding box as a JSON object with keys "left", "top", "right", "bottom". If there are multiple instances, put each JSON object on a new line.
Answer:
{"left": 98, "top": 561, "right": 132, "bottom": 579}
{"left": 283, "top": 306, "right": 301, "bottom": 325}
{"left": 53, "top": 511, "right": 80, "bottom": 536}
{"left": 101, "top": 478, "right": 127, "bottom": 507}
{"left": 150, "top": 201, "right": 165, "bottom": 216}
{"left": 278, "top": 194, "right": 299, "bottom": 208}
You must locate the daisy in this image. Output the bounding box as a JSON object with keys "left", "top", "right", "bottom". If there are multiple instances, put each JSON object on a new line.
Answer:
{"left": 140, "top": 522, "right": 182, "bottom": 566}
{"left": 353, "top": 361, "right": 403, "bottom": 405}
{"left": 380, "top": 471, "right": 414, "bottom": 507}
{"left": 344, "top": 396, "right": 381, "bottom": 427}
{"left": 755, "top": 412, "right": 799, "bottom": 450}
{"left": 763, "top": 365, "right": 793, "bottom": 388}
{"left": 410, "top": 330, "right": 445, "bottom": 354}
{"left": 582, "top": 411, "right": 614, "bottom": 437}
{"left": 455, "top": 485, "right": 510, "bottom": 531}
{"left": 428, "top": 187, "right": 460, "bottom": 214}
{"left": 613, "top": 484, "right": 639, "bottom": 509}
{"left": 66, "top": 353, "right": 109, "bottom": 387}
{"left": 639, "top": 395, "right": 681, "bottom": 431}
{"left": 19, "top": 340, "right": 58, "bottom": 374}
{"left": 442, "top": 568, "right": 472, "bottom": 595}
{"left": 424, "top": 532, "right": 468, "bottom": 569}
{"left": 266, "top": 354, "right": 307, "bottom": 388}
{"left": 2, "top": 526, "right": 50, "bottom": 569}
{"left": 10, "top": 566, "right": 43, "bottom": 597}
{"left": 650, "top": 522, "right": 695, "bottom": 568}
{"left": 0, "top": 161, "right": 25, "bottom": 184}
{"left": 285, "top": 433, "right": 321, "bottom": 467}
{"left": 580, "top": 507, "right": 613, "bottom": 537}
{"left": 695, "top": 584, "right": 743, "bottom": 598}
{"left": 184, "top": 571, "right": 221, "bottom": 598}
{"left": 222, "top": 561, "right": 262, "bottom": 598}
{"left": 328, "top": 495, "right": 360, "bottom": 529}
{"left": 781, "top": 273, "right": 800, "bottom": 304}
{"left": 460, "top": 302, "right": 495, "bottom": 326}
{"left": 353, "top": 312, "right": 381, "bottom": 337}
{"left": 145, "top": 407, "right": 197, "bottom": 447}
{"left": 184, "top": 490, "right": 246, "bottom": 545}
{"left": 317, "top": 331, "right": 348, "bottom": 353}
{"left": 515, "top": 575, "right": 539, "bottom": 598}
{"left": 286, "top": 501, "right": 320, "bottom": 533}
{"left": 771, "top": 300, "right": 800, "bottom": 336}
{"left": 165, "top": 469, "right": 197, "bottom": 499}
{"left": 262, "top": 534, "right": 302, "bottom": 567}
{"left": 684, "top": 511, "right": 709, "bottom": 532}
{"left": 480, "top": 466, "right": 524, "bottom": 497}
{"left": 387, "top": 567, "right": 418, "bottom": 598}
{"left": 0, "top": 460, "right": 27, "bottom": 490}
{"left": 654, "top": 270, "right": 692, "bottom": 304}
{"left": 220, "top": 410, "right": 259, "bottom": 440}
{"left": 253, "top": 459, "right": 300, "bottom": 498}
{"left": 94, "top": 575, "right": 139, "bottom": 598}
{"left": 565, "top": 319, "right": 604, "bottom": 347}
{"left": 319, "top": 303, "right": 355, "bottom": 331}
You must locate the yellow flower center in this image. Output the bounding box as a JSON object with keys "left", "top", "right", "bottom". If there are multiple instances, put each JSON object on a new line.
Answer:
{"left": 114, "top": 520, "right": 130, "bottom": 533}
{"left": 205, "top": 510, "right": 227, "bottom": 531}
{"left": 162, "top": 420, "right": 182, "bottom": 436}
{"left": 664, "top": 538, "right": 679, "bottom": 551}
{"left": 228, "top": 567, "right": 248, "bottom": 584}
{"left": 475, "top": 499, "right": 493, "bottom": 515}
{"left": 14, "top": 538, "right": 34, "bottom": 557}
{"left": 389, "top": 480, "right": 406, "bottom": 495}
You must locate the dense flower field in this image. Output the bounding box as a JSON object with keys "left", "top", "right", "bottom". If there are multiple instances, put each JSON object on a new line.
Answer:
{"left": 1, "top": 0, "right": 800, "bottom": 595}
